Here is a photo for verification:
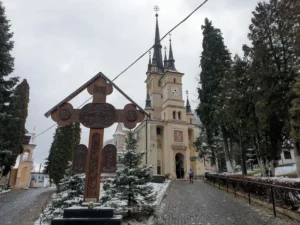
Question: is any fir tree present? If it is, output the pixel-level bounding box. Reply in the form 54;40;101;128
101;131;155;217
0;1;19;177
48;123;81;185
41;162;85;223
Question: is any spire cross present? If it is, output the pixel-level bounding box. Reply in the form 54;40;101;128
186;90;189;98
169;33;172;41
154;5;159;17
149;50;151;58
164;46;167;52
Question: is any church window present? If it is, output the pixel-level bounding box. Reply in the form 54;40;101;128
156;127;161;135
173;111;176;119
174;78;176;83
178;111;181;120
190;118;192;124
284;151;292;159
164;112;166;120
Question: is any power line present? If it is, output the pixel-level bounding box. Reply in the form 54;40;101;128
34;0;209;139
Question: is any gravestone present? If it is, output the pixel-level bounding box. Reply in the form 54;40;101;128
102;144;117;173
72;144;88;174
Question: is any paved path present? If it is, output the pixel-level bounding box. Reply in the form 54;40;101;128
154;180;299;225
0;188;55;225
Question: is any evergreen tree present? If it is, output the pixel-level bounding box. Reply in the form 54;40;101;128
101;131;155;217
196;18;233;171
243;0;300;176
0;1;19;177
41;162;85;223
48;123;81;185
289;77;300;177
1;79;29;176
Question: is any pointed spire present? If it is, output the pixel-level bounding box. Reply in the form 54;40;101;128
147;50;152;73
145;92;152;110
114;123;125;136
186;90;193;114
163;46;168;68
151;6;164;74
167;34;177;72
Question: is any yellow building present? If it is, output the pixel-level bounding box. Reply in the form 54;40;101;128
133;13;206;179
10;134;36;188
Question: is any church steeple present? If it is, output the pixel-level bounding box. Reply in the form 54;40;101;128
163;46;168;68
147;51;152;73
167;34;177;72
186;91;193;115
151;6;164;74
145;92;152;110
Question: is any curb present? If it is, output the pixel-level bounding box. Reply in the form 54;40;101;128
147;180;172;225
205;180;300;223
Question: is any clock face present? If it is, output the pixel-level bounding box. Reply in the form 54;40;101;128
171;87;180;96
163;89;168;98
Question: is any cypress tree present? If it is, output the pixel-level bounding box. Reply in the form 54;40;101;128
48;123;81;185
0;1;19;177
196;18;232;171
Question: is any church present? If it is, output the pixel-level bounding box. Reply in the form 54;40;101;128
104;12;208;179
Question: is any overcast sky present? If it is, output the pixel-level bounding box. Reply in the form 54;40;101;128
3;0;259;170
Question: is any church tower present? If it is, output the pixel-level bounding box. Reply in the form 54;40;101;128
134;7;205;179
145;11;164;120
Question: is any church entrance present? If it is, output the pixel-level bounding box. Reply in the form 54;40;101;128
175;153;184;179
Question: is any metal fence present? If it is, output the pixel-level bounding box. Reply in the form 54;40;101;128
205;173;300;217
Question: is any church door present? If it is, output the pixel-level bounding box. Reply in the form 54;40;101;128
175;153;184;179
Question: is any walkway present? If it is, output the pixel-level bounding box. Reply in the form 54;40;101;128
154;180;299;225
0;187;55;225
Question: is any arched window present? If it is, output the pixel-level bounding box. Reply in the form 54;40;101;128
164;112;166;120
174;78;176;83
173;111;176;119
178;111;181;120
190;118;192;124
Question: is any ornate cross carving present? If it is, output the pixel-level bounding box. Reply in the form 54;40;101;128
47;74;145;202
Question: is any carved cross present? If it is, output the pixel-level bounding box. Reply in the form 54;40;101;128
50;76;144;202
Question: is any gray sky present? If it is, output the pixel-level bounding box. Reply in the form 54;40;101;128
4;0;259;169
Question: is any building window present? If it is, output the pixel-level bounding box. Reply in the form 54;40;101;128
284;151;292;159
174;78;176;83
178;111;181;120
157;166;161;175
190;118;192;124
173;111;176;119
156;127;161;135
164;112;166;120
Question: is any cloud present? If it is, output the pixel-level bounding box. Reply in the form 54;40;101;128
3;0;259;167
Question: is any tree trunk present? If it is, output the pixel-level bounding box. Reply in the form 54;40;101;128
253;136;266;176
229;135;236;172
221;126;234;173
295;142;300;177
239;127;247;175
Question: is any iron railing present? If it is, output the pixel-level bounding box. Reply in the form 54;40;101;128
205;173;300;217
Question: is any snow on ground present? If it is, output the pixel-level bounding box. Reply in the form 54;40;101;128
0;189;11;194
275;164;296;176
99;180;170;206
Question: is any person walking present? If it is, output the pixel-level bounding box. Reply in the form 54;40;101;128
188;168;194;184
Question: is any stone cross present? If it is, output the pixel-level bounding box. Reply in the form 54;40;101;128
47;74;145;202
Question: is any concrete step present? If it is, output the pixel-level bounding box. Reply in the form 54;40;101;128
63;208;114;218
51;215;122;225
